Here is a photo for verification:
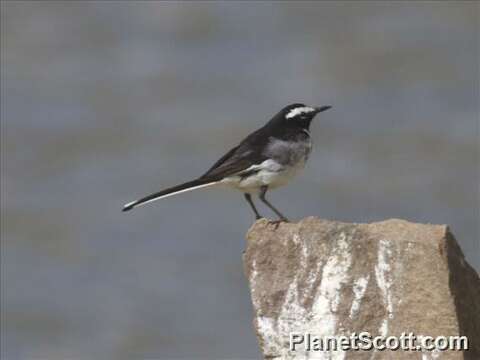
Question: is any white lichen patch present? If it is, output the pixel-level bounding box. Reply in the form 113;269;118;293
379;319;388;337
272;232;352;359
375;239;394;336
349;275;370;319
256;316;281;356
421;349;443;360
249;259;263;310
292;234;301;245
315;232;351;314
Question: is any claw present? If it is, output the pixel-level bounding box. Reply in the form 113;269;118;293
267;218;289;229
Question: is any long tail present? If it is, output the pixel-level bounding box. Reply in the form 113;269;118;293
122;178;220;212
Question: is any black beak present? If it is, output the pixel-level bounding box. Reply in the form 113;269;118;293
315;105;332;113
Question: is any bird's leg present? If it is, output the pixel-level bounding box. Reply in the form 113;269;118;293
259;186;289;222
244;193;262;220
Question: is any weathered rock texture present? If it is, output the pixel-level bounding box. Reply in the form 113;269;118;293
243;217;479;360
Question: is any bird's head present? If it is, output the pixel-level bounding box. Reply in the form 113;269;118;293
277;103;331;130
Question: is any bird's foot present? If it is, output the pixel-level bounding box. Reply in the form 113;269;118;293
267;218;289;229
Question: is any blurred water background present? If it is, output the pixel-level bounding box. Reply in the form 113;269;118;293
1;1;478;359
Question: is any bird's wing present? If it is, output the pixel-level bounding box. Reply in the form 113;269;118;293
200;128;269;180
202;144;240;175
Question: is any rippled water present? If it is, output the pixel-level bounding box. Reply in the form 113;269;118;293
2;1;478;358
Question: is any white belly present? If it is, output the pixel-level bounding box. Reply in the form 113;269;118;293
221;159;306;194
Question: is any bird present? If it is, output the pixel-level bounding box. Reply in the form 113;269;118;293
122;103;331;221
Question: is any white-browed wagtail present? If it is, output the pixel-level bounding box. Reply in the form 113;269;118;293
123;103;331;221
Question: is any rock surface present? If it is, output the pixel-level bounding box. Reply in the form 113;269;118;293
243;217;479;360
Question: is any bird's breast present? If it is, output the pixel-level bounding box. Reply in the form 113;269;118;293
264;134;312;167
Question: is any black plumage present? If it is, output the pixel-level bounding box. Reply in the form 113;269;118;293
123;103;331;221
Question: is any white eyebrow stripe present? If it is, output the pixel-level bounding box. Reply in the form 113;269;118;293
285;106;315;119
